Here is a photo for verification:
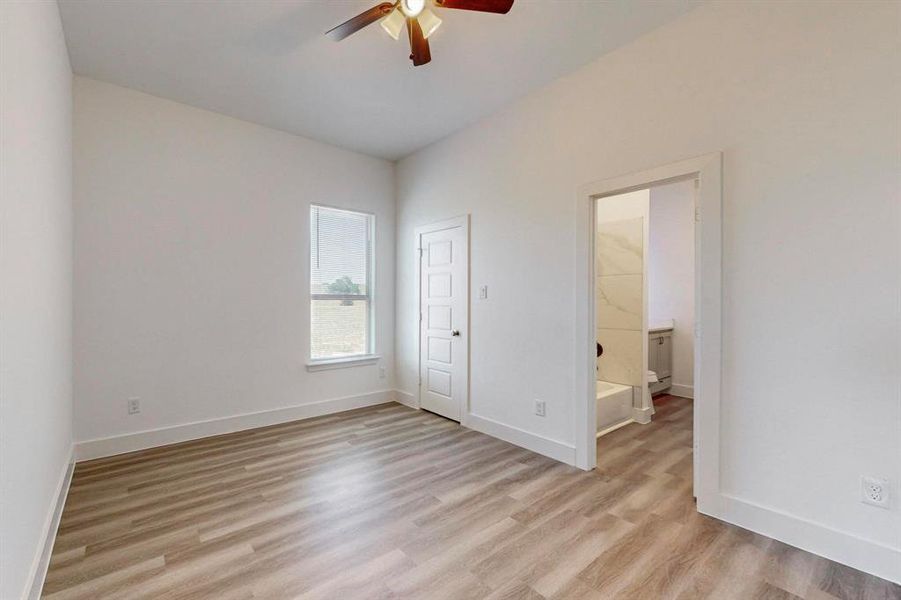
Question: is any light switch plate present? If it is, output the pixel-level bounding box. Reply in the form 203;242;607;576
479;285;488;300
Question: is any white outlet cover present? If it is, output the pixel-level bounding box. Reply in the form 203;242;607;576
861;476;890;508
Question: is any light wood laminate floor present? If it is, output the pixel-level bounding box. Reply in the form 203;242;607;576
43;396;899;599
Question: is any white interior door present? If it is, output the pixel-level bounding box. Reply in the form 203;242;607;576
419;223;467;421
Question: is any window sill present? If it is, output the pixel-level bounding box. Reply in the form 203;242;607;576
306;354;381;372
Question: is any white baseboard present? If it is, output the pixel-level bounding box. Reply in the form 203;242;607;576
75;390;397;461
704;493;900;584
394;389;419;410
632;405;653;424
465;413;576;465
669;383;694;399
25;446;75;600
596;418;634;438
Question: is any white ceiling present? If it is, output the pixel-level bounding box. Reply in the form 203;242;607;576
58;0;699;160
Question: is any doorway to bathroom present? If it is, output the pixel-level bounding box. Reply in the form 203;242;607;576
594;179;697;436
573;154;723;511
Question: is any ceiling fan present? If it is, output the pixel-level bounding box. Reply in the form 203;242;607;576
326;0;514;67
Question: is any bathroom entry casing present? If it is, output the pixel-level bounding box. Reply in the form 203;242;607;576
574;153;722;514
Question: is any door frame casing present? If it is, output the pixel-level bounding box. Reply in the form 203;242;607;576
414;215;470;425
574;153;722;513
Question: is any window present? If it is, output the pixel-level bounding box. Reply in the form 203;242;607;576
310;205;374;361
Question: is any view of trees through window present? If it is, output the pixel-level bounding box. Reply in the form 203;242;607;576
327;276;362;305
310;206;372;359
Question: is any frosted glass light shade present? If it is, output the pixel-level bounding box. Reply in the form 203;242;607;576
380;8;405;40
418;8;442;39
400;0;425;17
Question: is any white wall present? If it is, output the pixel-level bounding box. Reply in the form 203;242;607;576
73;77;396;448
396;1;900;579
649;179;695;396
0;2;74;598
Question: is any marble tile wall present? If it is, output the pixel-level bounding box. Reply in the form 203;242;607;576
597;216;643;387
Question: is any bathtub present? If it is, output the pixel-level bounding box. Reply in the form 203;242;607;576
596;380;634;436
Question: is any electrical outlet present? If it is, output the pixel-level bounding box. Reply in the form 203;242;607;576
379;367;386;379
127;397;141;415
861;476;890;508
534;400;546;417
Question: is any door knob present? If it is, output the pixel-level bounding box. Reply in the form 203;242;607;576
452;330;460;337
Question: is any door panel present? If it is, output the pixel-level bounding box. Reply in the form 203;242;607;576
428;273;452;297
428;305;451;329
428;337;452;363
427;368;452;396
419;226;467;421
428;240;453;265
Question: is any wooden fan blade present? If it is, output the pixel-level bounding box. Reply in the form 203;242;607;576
434;0;513;14
326;2;394;41
407;18;431;66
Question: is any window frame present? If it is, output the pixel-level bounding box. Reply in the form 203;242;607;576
307;204;377;369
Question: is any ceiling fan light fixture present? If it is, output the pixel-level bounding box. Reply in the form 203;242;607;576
327;0;515;66
379;7;405;40
418;8;442;39
400;0;426;18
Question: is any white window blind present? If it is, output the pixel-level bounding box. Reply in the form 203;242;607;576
310;205;373;360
